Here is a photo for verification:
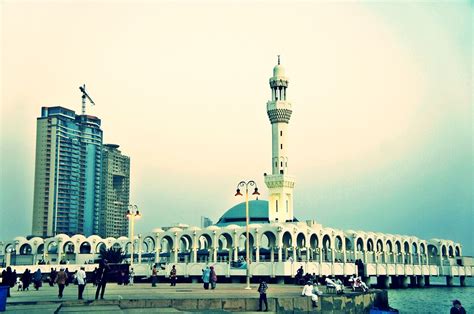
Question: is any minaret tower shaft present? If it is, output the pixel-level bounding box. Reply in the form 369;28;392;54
264;56;295;223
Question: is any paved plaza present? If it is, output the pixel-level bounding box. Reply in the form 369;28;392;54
4;283;309;313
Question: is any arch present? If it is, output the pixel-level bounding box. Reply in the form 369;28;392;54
441;245;447;257
335;236;343;251
143;236;156;253
112;242;122;250
376;239;383;252
367;239;374;251
411;242;418;254
237;232;255;250
403;241;410;253
386;240;393;253
394;241;401;253
37;244;44;254
96;242;106;253
47;241;58;254
420;243;426;255
448;246;454;257
427;244;438;257
19;243;32;255
179;234;193;252
322;234;331;262
63;241;75;254
218;232;233;250
356;238;364;251
260;231;276;249
296;233;306;247
309;234;319;249
282;231;292;248
455;246;461;257
198;233;213;250
161;235;174;252
79;242;92;254
345;237;353;251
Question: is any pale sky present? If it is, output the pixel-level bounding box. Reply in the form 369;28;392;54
1;1;472;254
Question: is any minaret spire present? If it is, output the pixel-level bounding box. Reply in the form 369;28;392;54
264;57;295;223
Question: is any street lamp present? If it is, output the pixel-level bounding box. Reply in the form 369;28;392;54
235;180;260;290
126;204;141;267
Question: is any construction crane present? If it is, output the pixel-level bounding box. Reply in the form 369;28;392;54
79;84;95;115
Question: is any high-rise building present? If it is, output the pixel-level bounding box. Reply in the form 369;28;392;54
99;144;130;238
264;57;296;223
32;106;103;237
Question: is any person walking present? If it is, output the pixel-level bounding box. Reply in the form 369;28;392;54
202;266;210;290
49;268;56;286
151;265;158;287
21;269;31;291
95;259;110;300
257;278;269;312
75;266;86;300
170;265;177;286
32;269;42;290
56;268;67;298
210;266;217;290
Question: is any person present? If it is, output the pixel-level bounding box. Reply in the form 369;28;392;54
295;266;304;285
95;259;110;300
91;267;98;286
325;277;343;294
56;268;67;298
1;266;15;297
257;279;268;312
64;268;70;286
151;265;158;287
75;266;86;300
21;269;31;291
301;281;319;307
32;268;42;290
210;266;217;290
49;268;57;286
202;266;210;290
170;265;177;286
129;268;135;286
355;276;368;292
450;300;466;314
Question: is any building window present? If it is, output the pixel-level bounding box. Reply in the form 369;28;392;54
280;131;282;136
280;162;283;167
276;200;278;212
280;144;283;149
286;200;289;213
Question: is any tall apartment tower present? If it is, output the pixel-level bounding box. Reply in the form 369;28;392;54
99;144;130;238
264;57;296;223
32;106;103;237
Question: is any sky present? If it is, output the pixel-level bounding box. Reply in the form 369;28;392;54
1;1;472;254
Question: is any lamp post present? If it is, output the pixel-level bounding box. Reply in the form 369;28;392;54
235;180;260;290
126;204;141;267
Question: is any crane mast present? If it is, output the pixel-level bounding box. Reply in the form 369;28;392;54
79;84;95;115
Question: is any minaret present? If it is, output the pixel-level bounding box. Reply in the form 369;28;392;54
264;56;295;223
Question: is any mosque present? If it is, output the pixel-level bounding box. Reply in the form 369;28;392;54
0;58;472;288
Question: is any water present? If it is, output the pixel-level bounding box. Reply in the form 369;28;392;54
387;277;474;313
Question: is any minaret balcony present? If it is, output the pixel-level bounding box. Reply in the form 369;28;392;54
264;174;296;189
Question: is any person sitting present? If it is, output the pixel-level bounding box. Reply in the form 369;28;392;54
356;277;369;292
301;281;319;308
325;277;343;294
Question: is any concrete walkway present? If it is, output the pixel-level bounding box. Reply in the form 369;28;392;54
4;283;302;313
5;283;378;313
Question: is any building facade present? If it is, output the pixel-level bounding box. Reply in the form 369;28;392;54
99;144;130;238
31;106;103;237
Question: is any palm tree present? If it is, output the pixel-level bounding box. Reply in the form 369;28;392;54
99;247;125;264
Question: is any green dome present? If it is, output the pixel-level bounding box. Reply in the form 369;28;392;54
216;200;269;227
